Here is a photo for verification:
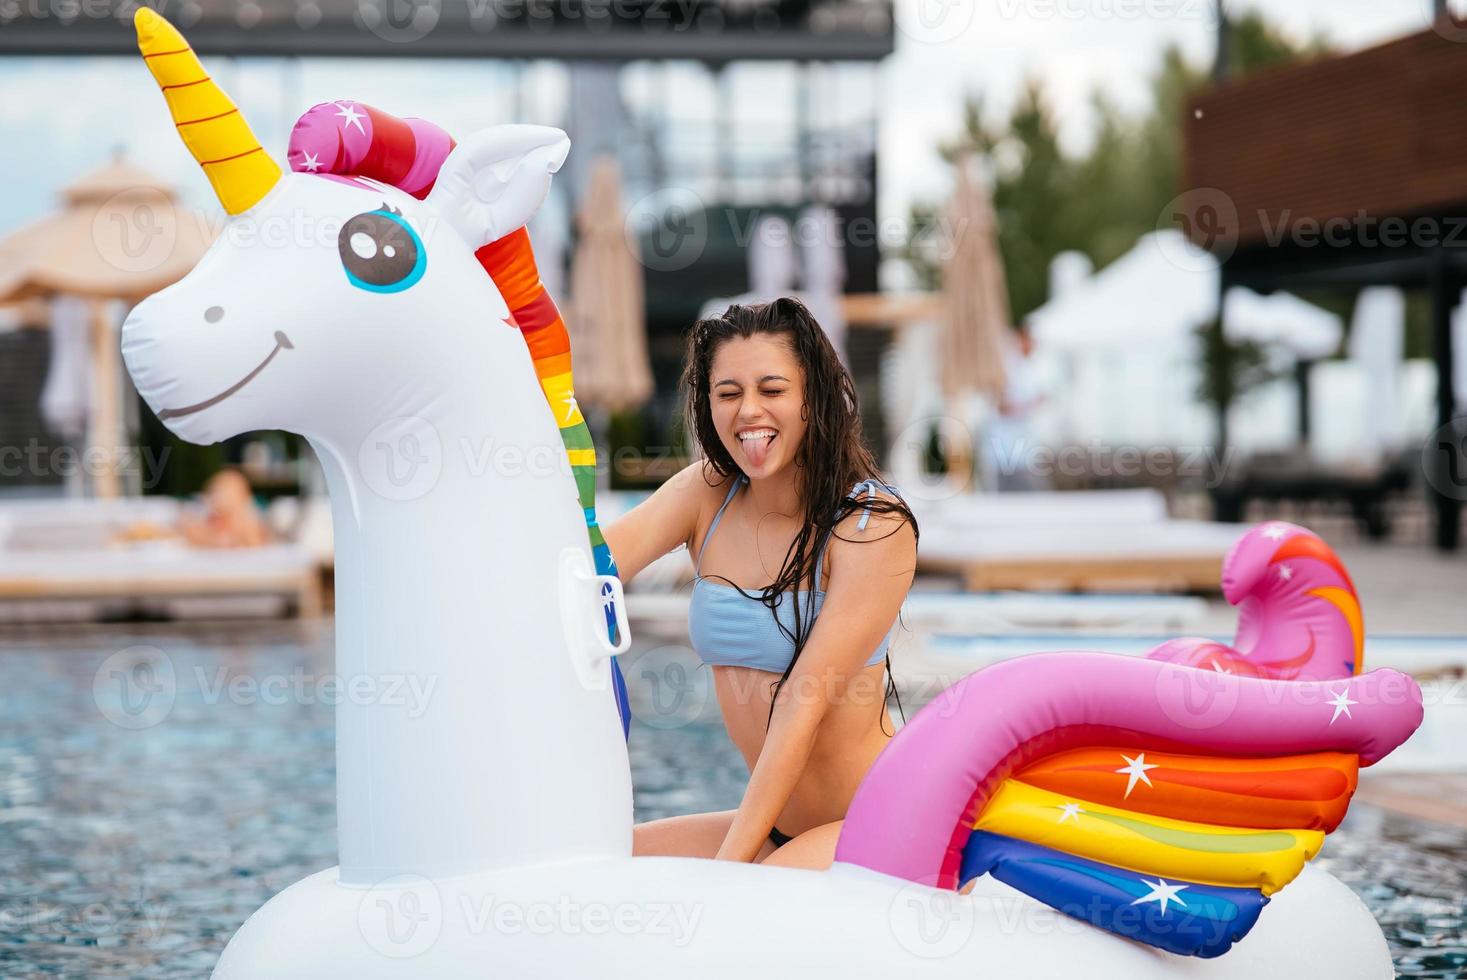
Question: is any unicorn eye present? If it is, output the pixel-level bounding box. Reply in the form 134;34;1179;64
338;206;425;293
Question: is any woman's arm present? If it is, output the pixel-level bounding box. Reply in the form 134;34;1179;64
714;502;917;862
602;460;718;584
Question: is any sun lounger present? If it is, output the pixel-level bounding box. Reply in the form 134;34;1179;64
910;490;1243;593
0;497;321;621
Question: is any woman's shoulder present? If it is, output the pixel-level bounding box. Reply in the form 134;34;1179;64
829;480;916;545
662;459;739;527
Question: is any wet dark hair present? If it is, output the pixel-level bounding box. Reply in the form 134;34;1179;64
680;297;918;729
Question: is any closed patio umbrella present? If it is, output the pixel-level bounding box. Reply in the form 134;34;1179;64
567;155;653;414
939;156;1011;480
0;158;213;497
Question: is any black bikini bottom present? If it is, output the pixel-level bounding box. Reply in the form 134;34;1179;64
768;825;795;848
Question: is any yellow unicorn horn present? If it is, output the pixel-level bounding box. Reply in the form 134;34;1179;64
134;7;281;215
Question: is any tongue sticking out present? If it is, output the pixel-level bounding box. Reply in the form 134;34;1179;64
741;433;775;468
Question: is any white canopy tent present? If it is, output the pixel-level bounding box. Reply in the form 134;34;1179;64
1025;230;1344;448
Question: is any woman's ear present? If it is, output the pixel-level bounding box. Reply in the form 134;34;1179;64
426;124;570;249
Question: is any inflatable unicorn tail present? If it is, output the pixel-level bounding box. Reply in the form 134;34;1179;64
835;523;1421;959
1147;521;1363;681
287;102;631;732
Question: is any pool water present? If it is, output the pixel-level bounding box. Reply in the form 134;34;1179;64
0;624;1462;978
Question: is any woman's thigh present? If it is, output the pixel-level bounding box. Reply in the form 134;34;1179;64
759;820;842;870
633;810;778;861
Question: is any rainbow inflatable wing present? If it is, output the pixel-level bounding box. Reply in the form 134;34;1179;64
285;101;631;733
836;524;1422;958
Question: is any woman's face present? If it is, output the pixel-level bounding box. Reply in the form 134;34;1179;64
708;334;808;481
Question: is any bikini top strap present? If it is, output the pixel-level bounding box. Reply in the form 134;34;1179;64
814;479;890;591
696;474;747;575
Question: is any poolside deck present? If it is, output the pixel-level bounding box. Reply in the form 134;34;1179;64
1358;774;1467;829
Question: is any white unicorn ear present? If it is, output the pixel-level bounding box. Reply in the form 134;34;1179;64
427;125;570;249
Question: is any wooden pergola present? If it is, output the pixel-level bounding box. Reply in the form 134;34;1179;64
1184;22;1467;552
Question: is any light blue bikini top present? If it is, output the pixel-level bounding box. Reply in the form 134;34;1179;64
688;476;898;673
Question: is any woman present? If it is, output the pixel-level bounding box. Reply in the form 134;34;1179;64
604;297;918;870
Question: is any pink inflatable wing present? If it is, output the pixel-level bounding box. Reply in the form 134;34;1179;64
830;523;1407;957
1147;522;1363;681
834;652;1423;956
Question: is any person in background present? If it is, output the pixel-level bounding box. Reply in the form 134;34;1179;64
179;469;271;548
989;323;1047;492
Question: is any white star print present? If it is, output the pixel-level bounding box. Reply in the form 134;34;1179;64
1115;753;1159;798
1278;564;1294;581
1056;802;1085;824
1131;877;1189;914
1262;525;1288;541
1326;687;1357;724
1209;660;1232;674
334;101;366;134
562;394;579;422
301;151;321;172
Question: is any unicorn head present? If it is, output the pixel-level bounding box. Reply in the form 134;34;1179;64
122;8;568;450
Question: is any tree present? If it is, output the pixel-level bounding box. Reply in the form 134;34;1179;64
907;11;1329;328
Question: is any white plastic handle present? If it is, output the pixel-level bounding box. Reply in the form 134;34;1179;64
591;574;631;658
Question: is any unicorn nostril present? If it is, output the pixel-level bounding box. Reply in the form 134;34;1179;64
204;305;225;324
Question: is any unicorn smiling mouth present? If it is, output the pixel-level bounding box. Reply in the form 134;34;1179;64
157;331;294;421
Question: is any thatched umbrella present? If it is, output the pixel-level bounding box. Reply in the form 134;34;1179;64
938;155;1010;480
567;155;653;414
0;158;213;497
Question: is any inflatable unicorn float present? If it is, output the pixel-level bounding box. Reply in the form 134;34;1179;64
121;10;1423;977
